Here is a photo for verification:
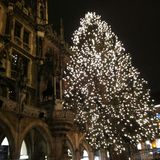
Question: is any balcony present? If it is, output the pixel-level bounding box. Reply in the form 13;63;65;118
51;110;75;135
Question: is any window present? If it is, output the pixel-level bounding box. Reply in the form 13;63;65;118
156;139;160;148
14;21;22;45
81;150;89;160
8;87;16;101
67;149;73;160
1;137;9;159
94;151;100;160
40;5;44;19
137;143;142;150
14;22;22;38
14;21;31;52
23;30;30;51
1;137;9;146
11;53;18;78
23;30;29;44
20;141;28;160
11;52;29;79
145;141;152;150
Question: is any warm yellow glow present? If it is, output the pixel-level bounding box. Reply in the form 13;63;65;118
152;140;156;148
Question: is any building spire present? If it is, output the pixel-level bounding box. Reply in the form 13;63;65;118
36;0;48;25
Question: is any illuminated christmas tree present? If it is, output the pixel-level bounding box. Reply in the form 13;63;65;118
63;12;157;154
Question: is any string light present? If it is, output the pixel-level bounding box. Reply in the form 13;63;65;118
63;12;158;154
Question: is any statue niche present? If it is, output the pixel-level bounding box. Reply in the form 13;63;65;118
39;49;55;102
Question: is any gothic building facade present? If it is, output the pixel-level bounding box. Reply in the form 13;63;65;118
0;0;109;160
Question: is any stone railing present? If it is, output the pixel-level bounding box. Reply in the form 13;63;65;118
52;110;74;122
51;110;75;134
23;104;48;119
0;96;47;119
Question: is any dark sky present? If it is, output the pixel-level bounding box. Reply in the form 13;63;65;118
48;0;160;103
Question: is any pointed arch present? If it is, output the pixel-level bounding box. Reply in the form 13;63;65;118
0;113;16;158
1;137;9;146
19;140;28;159
66;135;75;160
20;120;53;158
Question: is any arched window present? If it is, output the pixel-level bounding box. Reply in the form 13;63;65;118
81;150;89;160
1;137;9;146
40;5;45;20
137;143;142;150
67;148;73;160
1;137;9;159
20;140;28;160
94;150;100;160
145;140;152;150
156;139;160;148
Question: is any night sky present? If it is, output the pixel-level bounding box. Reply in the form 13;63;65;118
48;0;160;103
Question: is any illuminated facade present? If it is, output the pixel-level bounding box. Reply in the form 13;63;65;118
0;0;111;160
133;105;160;160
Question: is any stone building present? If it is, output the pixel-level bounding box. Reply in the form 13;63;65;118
0;0;109;160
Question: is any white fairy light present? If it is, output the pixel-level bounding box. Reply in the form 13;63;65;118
63;12;158;154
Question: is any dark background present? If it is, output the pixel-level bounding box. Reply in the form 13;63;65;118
48;0;160;104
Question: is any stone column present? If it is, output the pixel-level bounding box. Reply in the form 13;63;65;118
9;144;20;160
28;60;32;86
50;110;74;160
51;135;65;160
100;149;110;160
75;148;81;160
9;117;23;160
10;153;20;160
6;48;11;78
89;150;94;160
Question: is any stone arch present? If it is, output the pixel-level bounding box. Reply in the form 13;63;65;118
79;134;91;153
79;133;85;144
0;113;16;158
20;120;53;159
80;141;89;153
66;134;75;150
79;138;93;160
66;135;75;159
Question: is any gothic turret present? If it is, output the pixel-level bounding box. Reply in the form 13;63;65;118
36;0;48;25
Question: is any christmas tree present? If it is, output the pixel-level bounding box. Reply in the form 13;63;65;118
63;12;157;154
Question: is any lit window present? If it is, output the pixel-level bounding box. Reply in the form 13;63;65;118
145;140;152;149
94;150;100;160
81;150;89;160
1;137;9;146
156;139;160;148
152;140;156;148
137;143;142;150
20;141;29;160
68;149;73;160
11;52;29;79
0;137;9;159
